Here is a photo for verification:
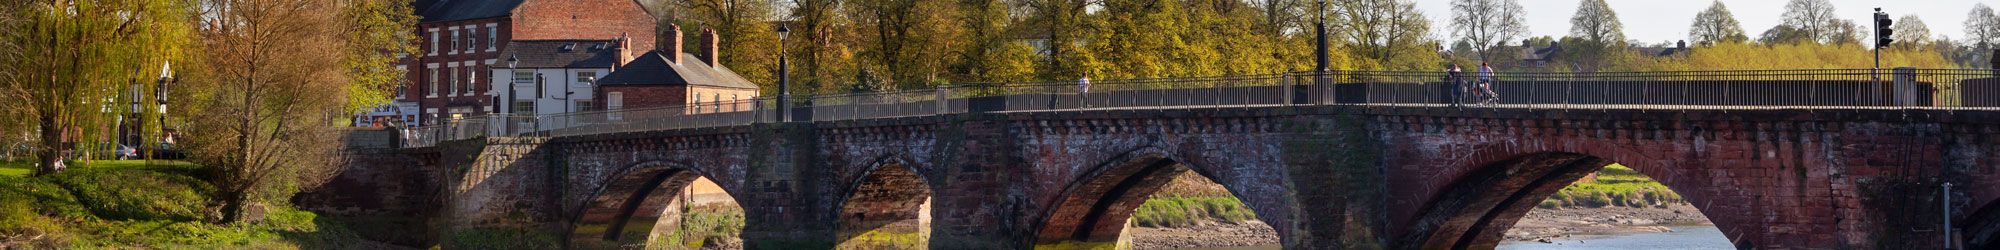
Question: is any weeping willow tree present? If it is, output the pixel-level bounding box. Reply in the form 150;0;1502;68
0;0;195;176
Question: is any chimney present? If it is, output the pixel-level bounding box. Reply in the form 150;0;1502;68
700;28;719;67
617;33;634;66
1676;40;1686;50
667;24;683;64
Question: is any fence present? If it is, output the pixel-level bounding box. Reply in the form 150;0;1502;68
399;68;2000;148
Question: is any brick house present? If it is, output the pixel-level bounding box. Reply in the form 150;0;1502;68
595;25;760;114
359;0;655;126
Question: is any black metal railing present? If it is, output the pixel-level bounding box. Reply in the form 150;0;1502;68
399;68;2000;148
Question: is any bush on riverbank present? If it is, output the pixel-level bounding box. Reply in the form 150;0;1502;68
1541;164;1686;209
0;160;364;248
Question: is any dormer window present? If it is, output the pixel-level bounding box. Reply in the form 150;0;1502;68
559;43;575;52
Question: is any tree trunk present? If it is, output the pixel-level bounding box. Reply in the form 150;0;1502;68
34;113;66;176
217;190;247;224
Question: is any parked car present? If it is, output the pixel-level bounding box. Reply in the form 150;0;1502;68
152;143;188;160
95;144;137;160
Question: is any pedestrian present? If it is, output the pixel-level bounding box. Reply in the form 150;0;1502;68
1446;64;1463;107
1477;62;1499;105
1078;72;1092;109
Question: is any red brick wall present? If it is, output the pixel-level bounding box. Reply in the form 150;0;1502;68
511;0;657;54
599;85;687;110
406;17;512;123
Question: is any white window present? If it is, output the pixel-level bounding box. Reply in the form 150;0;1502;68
448;28;460;55
447;66;458;96
487;25;498;51
464;67;477;95
427;29;438;55
576;72;596;86
466;28;477;53
426;67;438;97
606;92;624;121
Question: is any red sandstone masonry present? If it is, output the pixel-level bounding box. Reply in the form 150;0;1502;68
342;107;2000;249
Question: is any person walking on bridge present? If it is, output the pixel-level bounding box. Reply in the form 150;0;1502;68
1446;64;1463;107
1476;62;1499;105
1078;72;1092;109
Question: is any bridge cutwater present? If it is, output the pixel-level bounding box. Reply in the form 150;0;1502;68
315;69;2000;249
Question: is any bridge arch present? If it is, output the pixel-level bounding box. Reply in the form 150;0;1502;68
833;155;934;249
1967;200;2000;249
1392;151;1741;249
568;160;744;249
1031;146;1289;248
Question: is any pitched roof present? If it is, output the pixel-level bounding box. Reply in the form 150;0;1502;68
497;40;624;69
598;51;759;89
414;0;525;23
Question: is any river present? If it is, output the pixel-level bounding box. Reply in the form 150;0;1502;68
1495;225;1733;250
1173;225;1731;250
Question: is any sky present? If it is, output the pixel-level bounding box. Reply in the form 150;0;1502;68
1412;0;1993;45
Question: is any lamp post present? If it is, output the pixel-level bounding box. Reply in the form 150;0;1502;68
506;54;519;114
776;24;791;122
1315;0;1328;73
155;62;173;158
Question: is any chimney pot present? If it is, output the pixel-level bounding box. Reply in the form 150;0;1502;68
700;28;719;67
667;24;683;64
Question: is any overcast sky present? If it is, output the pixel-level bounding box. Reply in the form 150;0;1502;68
1412;0;1992;45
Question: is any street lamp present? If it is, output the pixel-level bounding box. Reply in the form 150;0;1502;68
1315;0;1328;73
776;24;791;122
506;54;519;114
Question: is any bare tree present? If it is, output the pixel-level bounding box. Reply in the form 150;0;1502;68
1332;0;1433;69
1688;0;1746;46
1449;0;1526;61
1780;0;1840;44
1968;4;2000;49
184;0;414;223
1891;15;1932;49
1568;0;1623;45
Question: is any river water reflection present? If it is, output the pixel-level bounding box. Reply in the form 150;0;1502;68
1173;225;1731;250
1496;225;1733;250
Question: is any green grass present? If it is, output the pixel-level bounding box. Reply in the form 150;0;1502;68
1540;164;1687;209
0;160;365;249
0;160;199;177
1132;196;1259;228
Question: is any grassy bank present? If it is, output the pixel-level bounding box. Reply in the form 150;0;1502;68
1133;172;1259;228
661;203;746;249
0;160;366;248
1540;164;1686;209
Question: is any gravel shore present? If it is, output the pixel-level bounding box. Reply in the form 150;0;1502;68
1504;203;1712;243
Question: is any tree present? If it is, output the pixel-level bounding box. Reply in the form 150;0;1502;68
1688;1;1747;46
1449;0;1526;61
1890;15;1933;49
0;0;193;176
1780;0;1840;44
950;0;1035;83
848;0;961;89
1968;4;1999;49
183;0;416;223
1759;25;1811;45
1015;0;1098;79
673;0;782;90
1331;0;1436;70
1568;0;1623;45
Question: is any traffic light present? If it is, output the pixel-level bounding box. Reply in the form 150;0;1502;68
1874;9;1893;49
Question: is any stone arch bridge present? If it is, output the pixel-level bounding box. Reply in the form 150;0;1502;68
318;106;1999;249
310;70;2000;249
